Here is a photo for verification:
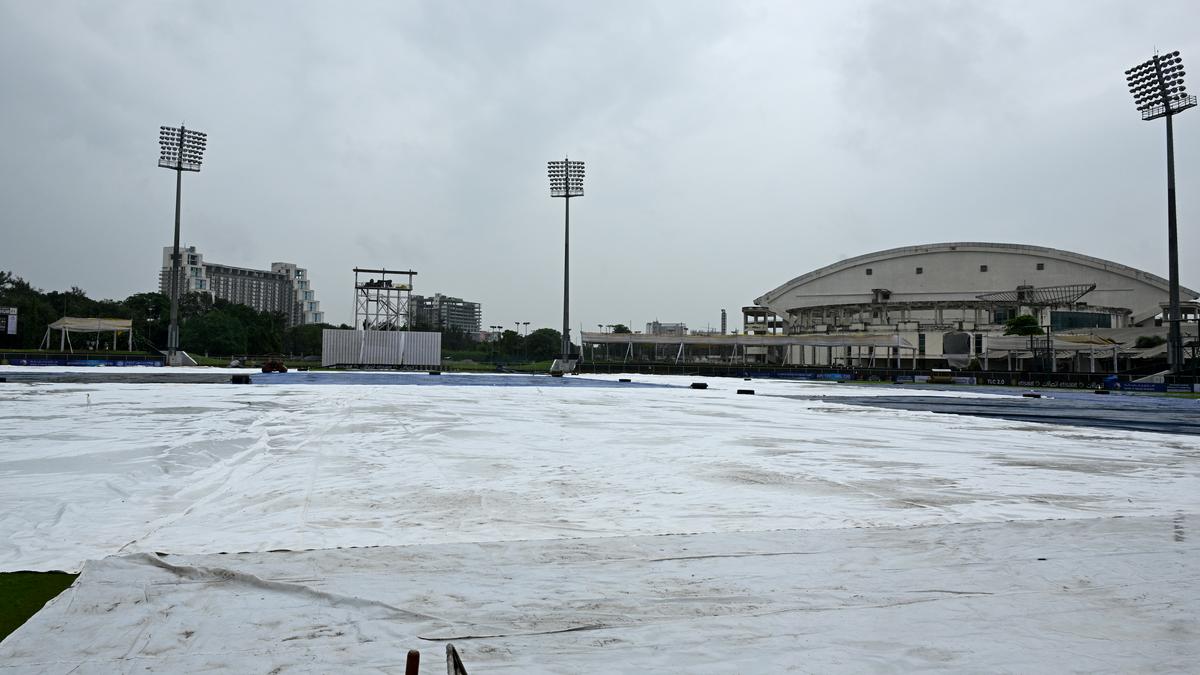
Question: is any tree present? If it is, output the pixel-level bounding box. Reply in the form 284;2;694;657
1003;314;1043;336
124;292;170;350
524;328;562;361
498;329;522;356
1135;335;1167;349
0;271;51;348
611;324;631;334
179;291;214;320
441;327;474;351
0;270;304;355
182;311;247;356
283;322;334;355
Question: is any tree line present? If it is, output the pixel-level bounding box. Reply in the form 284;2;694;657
0;271;566;360
0;271;333;355
437;325;569;363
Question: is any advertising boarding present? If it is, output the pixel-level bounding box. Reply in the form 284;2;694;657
0;307;16;336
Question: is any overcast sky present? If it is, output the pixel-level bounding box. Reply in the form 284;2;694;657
2;1;1198;333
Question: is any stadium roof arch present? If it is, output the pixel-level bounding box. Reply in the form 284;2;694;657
754;242;1197;327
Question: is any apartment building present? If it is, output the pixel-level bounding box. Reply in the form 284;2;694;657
410;293;482;334
158;246;324;326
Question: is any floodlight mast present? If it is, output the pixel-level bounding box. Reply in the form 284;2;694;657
157;124;207;365
1126;51;1195;373
547;158;585;363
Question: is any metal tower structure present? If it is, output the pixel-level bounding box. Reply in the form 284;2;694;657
547;157;585;364
1125;50;1195;373
353;268;416;331
157;124;207;365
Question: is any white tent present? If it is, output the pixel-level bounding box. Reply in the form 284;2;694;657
40;317;133;352
983;334;1122;372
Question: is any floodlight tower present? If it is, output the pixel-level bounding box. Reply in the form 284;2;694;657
1125;50;1196;373
547;158;585;363
158;124;207;365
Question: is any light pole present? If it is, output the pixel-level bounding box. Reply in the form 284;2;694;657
158;124;207;365
547;158;585;365
489;325;501;362
1125;51;1195;373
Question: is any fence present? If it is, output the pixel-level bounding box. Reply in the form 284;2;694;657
579;362;1200;389
0;352;165;367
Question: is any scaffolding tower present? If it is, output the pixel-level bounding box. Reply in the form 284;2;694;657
353;268;417;331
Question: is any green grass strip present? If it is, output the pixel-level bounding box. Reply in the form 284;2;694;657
0;572;78;642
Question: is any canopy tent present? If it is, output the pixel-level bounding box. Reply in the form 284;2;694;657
984;334;1116;351
982;334;1123;372
41;317;133;352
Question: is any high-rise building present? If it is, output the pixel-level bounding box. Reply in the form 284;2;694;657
159;246;324;326
410;293;481;334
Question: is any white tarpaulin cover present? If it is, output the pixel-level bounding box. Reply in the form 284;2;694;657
3;374;1191;573
0;371;1197;671
2;516;1194;673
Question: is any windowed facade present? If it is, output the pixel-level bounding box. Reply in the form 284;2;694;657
410;293;482;333
160;247;324;327
1050;311;1111;331
752;243;1174;367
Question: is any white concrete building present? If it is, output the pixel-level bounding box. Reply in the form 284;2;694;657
270;262;324;326
645;321;688;336
159;246;324;327
752;242;1198;366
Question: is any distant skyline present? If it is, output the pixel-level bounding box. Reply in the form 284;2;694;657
2;1;1198;333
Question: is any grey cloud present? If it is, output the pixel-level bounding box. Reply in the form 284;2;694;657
0;1;1197;334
